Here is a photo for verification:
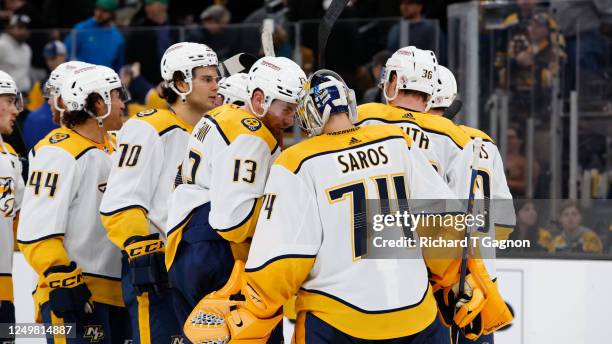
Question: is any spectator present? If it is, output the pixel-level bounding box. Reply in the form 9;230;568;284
551;201;603;254
361;50;391;103
505;125;540;198
0;0;25;29
509;199;553;252
386;0;446;64
126;0;177;84
64;0;125;72
499;12;566;123
27;40;66;112
0;14;31;92
187;4;240;59
550;1;611;89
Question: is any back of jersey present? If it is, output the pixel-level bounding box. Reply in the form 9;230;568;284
356;102;474;199
245;125;456;339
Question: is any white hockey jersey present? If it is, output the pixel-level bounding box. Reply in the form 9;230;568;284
17;128;123;319
165;104;280;269
356;103;474;199
0;143;23;302
243;125;461;340
460;125;516;278
100;108;193;249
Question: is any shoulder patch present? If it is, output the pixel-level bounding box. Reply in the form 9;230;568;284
137;109;158;117
241;118;262;132
49;133;70;144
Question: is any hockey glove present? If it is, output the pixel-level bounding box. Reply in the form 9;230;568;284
184;261;282;344
43;261;94;319
124;233;168;295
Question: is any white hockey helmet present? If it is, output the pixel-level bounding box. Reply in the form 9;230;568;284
430;65;457;109
382;46;438;107
160;42;218;101
218;73;249;106
246;56;306;117
297;69;357;137
0;70;23;112
44;61;92;113
61;64;130;126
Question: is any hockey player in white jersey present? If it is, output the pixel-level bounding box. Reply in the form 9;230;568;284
355;46;475;198
99;42;219;343
17;64;130;343
164;56;306;331
429;65;515;344
0;70;25;329
182;70;505;344
216;72;249;107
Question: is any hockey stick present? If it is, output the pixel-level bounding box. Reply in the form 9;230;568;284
318;0;350;68
221;53;258;76
452;137;483;344
261;18;276;57
443;99;463;120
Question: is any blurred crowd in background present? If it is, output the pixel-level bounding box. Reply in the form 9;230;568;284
1;0;611;255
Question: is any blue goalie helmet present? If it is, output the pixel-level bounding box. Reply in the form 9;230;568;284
296;69;357;137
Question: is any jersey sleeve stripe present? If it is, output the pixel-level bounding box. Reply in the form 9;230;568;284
166;207;196;237
215;199;258;232
300;283;431;314
100;204;149;216
205;115;231;145
17;233;64;244
245;254;317;273
159;125;188;137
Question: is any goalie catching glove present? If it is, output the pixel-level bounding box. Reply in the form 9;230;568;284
432;258;513;340
184;261;282;344
123;233;169;295
43;261;94;319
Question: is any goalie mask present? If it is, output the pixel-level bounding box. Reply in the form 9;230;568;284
430;65;458;109
61;65;130;126
0;70;23;112
296;69;357;137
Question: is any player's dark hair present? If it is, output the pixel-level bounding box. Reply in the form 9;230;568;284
160;68;200;105
61;93;102;128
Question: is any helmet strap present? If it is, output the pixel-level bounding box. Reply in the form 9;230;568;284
170;79;193;103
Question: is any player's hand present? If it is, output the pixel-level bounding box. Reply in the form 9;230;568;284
123;233;169;295
43;261;94;319
451;274;486;329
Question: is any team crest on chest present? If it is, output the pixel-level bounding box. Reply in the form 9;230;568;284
49;133;70;144
137;109;157;117
241;118;262;131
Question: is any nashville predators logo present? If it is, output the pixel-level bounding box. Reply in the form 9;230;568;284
241;118;262;132
137;109;157;117
0;177;15;217
83;325;105;343
49;133;70;144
